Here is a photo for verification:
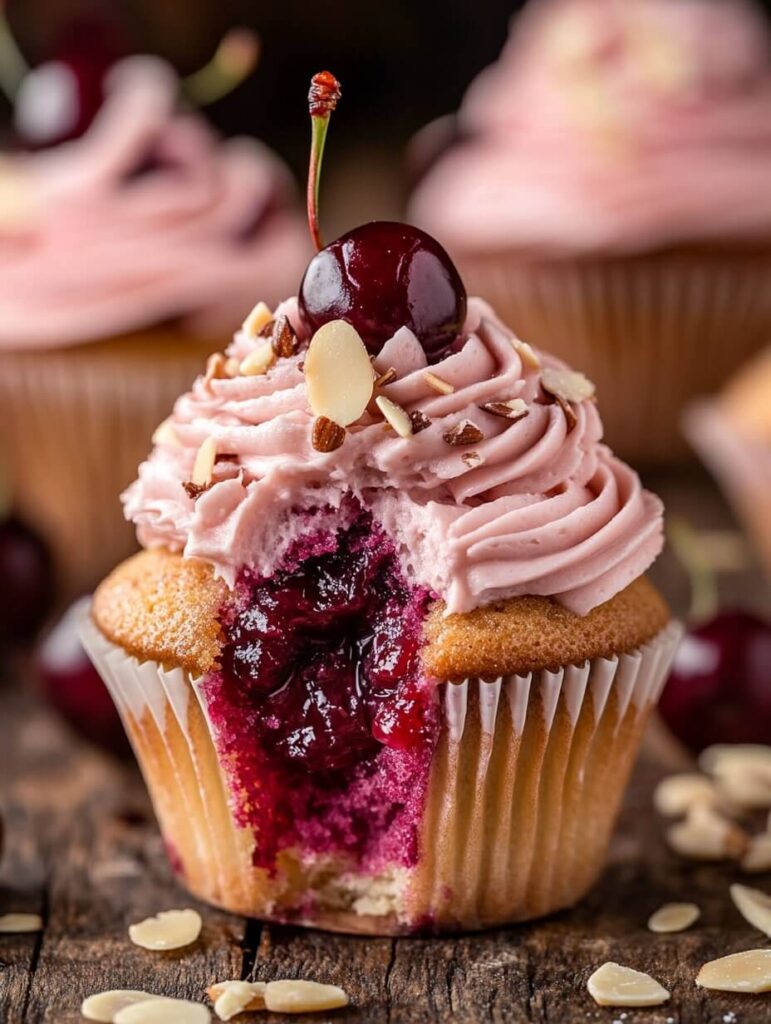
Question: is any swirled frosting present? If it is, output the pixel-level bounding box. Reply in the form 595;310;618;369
410;0;771;257
124;296;664;616
0;56;311;349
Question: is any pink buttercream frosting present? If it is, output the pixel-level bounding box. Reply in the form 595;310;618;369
410;0;771;257
123;296;664;616
0;56;311;349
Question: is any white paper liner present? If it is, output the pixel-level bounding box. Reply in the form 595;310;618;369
80;611;681;934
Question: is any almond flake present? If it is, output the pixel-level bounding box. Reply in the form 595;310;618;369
742;833;771;874
239;341;275;377
409;410;431;434
208;981;266;1020
512;337;541;370
479;398;529;422
587;963;669;1007
305;320;374;426
647;902;700;933
271;314;298;359
700;743;771;777
696;949;771;993
541;366;596;404
715;762;771;810
443;420;485;446
204;353;229;387
191;437;217;489
241;301;273;337
666;804;748;861
81;991;164;1022
423;371;455;395
312;416;345;453
0;913;43;933
376;396;412;438
264;980;348;1014
151;419;180;447
374;367;397;388
128;909;202;951
731;883;771;938
115;999;210;1024
654;773;723;817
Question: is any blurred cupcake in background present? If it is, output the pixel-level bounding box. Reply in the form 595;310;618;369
0;30;311;599
684;348;771;579
410;0;771;463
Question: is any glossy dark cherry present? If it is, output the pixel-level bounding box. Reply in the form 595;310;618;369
658;611;771;754
219;516;433;775
0;515;54;645
298;221;467;360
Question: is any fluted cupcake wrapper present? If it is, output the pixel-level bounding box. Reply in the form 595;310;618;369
80;611;681;935
456;247;771;464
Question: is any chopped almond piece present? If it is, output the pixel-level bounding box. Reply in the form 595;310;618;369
241;300;273;337
423;371;455;395
239;341;275;377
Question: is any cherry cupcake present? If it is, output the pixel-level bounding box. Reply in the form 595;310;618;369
0;47;310;597
80;74;680;934
410;0;771;463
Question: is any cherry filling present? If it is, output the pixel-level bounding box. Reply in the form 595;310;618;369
201;511;438;874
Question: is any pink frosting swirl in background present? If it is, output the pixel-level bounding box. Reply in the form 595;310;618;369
411;0;771;257
124;296;664;616
0;56;311;349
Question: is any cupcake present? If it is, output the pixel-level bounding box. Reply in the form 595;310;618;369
684;347;771;578
80;72;679;934
0;54;310;597
410;0;771;464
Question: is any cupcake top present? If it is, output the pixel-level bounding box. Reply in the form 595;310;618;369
410;0;771;258
0;56;311;349
123;295;664;616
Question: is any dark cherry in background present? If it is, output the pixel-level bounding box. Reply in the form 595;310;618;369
0;515;54;645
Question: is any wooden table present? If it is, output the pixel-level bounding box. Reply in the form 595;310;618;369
2;470;770;1024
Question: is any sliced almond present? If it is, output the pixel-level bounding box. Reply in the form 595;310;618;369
81;991;163;1023
305;320;374;427
696;949;771;993
191;437;217;489
443;420;485;446
700;744;771;776
647;902;700;933
742;833;771;874
731;883;771;938
128;909;202;951
264;980;348;1014
312;416;346;453
541;366;596;404
0;913;43;933
376;396;413;438
479;398;529;422
587;963;669;1007
151;419;179;448
512;337;541;370
239;341;275;377
241;300;273;337
208;981;266;1020
653;773;722;817
423;371;455;395
715;763;771;810
666;804;748;861
115;999;210;1024
204;353;229;387
224;357;240;377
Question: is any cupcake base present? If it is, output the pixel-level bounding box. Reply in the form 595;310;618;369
81;611;680;935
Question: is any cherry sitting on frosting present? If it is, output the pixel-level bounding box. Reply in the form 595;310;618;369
297;72;466;359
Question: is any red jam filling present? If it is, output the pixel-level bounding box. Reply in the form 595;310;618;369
200;509;439;878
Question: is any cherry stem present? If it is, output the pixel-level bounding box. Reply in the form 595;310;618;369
0;4;29;103
183;28;260;107
307;71;341;251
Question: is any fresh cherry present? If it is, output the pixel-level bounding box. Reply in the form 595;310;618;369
296;72;467;359
658;611;771;754
0;514;54;645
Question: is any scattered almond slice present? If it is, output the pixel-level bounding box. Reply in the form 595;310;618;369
742;833;771;874
696;949;771;993
191;437;217;490
115;999;210;1024
587;962;670;1007
541;366;595;404
239;341;275;377
128;909;202;951
376;396;413;438
653;773;723;817
0;913;43;933
731;883;771;938
423;371;455;395
305;320;374;426
208;980;266;1020
81;991;164;1023
700;744;771;776
241;300;273;337
204;353;229;386
666;804;748;861
152;419;180;447
647;902;700;933
512;337;541;370
715;763;771;810
264;980;349;1014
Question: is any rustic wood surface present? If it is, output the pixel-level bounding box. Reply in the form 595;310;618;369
1;469;770;1024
